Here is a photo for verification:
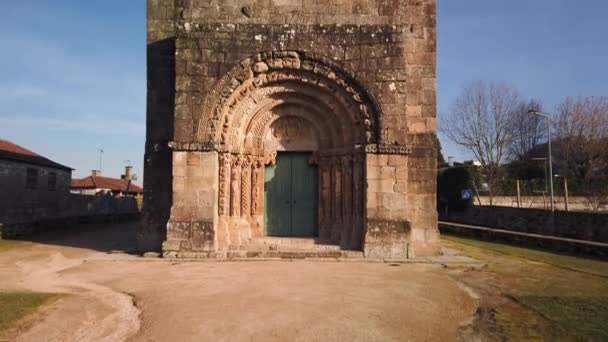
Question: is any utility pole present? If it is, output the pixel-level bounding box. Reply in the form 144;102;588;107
99;149;104;173
528;110;555;212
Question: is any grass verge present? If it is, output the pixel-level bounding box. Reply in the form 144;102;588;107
442;234;608;278
444;235;608;341
0;240;28;253
0;292;57;333
513;296;608;341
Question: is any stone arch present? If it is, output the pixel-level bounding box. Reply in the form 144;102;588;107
196;51;381;151
206;51;374;250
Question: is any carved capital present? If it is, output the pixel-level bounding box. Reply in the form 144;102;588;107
341;155;353;168
308;152;319;166
219;153;232;165
240;155;253;168
264;151;277;166
231;155;243;168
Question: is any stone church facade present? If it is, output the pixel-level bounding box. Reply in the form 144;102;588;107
141;0;440;259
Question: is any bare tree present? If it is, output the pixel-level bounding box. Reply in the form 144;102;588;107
441;81;521;205
509;99;545;160
583;184;608;212
554;96;608;180
554;96;608;211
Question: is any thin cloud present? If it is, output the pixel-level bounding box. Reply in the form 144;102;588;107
0;115;144;137
0;83;47;99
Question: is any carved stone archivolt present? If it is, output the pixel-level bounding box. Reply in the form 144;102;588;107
197;51;381;153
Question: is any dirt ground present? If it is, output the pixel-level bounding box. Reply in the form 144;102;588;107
0;223;478;342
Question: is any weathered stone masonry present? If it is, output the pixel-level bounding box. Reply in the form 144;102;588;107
141;0;441;258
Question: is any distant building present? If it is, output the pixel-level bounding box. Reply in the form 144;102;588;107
0;139;72;223
71;167;143;197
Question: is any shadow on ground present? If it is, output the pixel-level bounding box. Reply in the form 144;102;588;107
12;221;140;254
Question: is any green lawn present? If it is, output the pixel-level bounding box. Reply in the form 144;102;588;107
442;234;608;278
0;293;57;333
443;235;608;341
0;239;28;252
514;296;608;341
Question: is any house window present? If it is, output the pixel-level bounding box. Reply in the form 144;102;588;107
26;168;38;189
48;172;57;191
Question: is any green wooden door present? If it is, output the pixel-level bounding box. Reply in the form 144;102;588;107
264;153;318;237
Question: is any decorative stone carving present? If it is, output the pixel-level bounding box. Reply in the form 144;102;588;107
365;144;413;155
332;157;343;224
342;155;354;219
271;116;312;141
230;156;242;217
240;156;252;217
264;151;277;166
251;158;264;216
218;153;231;216
308;152;319;166
265;116;317;152
353;153;364;215
198;51;381;149
319;158;331;224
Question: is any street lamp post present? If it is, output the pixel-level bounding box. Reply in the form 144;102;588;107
531;157;549;208
528;110;555;212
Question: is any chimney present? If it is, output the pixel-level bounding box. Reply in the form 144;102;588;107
121;166;137;182
92;170;101;177
123;166;134;181
448;157;454;167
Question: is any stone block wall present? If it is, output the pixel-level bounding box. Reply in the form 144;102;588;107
1;194;140;239
0;160;71;224
144;0;440;258
163;151;218;253
442;206;608;243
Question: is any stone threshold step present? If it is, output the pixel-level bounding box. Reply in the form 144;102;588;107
163;250;364;259
241;237;350;252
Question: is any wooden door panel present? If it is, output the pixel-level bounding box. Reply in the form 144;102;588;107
264;154;292;237
264;153;318;237
290;154;318;237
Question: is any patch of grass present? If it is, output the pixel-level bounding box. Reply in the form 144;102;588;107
0;240;28;252
442;234;608;278
493;303;563;341
513;296;608;341
0;292;56;332
444;235;608;340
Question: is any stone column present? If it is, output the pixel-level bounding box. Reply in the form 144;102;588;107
240;156;252;242
340;155;354;249
250;157;265;238
351;152;364;250
331;156;343;243
229;155;242;248
319;157;332;241
217;153;231;250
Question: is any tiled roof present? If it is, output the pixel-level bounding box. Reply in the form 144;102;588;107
71;176;143;194
0;139;72;171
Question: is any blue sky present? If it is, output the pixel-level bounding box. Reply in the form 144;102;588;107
0;1;607;180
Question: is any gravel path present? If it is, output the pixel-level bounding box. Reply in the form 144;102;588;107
0;223;478;341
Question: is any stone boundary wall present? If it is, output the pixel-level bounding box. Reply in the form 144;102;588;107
473;196;607;212
440;206;608;243
439;222;608;259
0;194;140;239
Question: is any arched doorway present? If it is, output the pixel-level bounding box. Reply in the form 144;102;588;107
263;115;319;238
196;51;380;251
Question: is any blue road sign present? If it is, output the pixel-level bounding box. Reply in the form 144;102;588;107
461;189;473;200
